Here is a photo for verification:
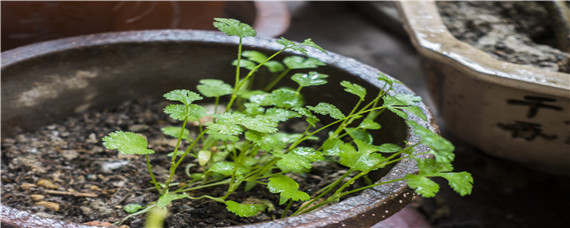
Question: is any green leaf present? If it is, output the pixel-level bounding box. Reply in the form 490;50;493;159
161;126;191;140
272;132;317;144
439;172;473;196
232;59;256;70
163;104;207;121
157;193;188;208
198;150;211;166
123;204;143;213
103;131;154;155
340;81;366;100
274;153;312;174
283;56;325;69
378;143;402;153
291;71;328;88
307;102;345;120
226;200;266;217
292;107;320;127
377;72;400;89
359;118;381;130
291;147;323;162
405;174;439;197
417;158;453;176
240;116;279;133
163;89;203;105
264;61;286;73
213;18;256;38
242;50;268;63
197;79;233;98
271;88;304;109
206;132;239;142
346;128;373;144
322;137;343;156
267;175;310;204
276;38;326;55
245;131;286;152
265;108;301;122
338;143;385;171
407;121;455;163
206;122;243;136
209;161;249;176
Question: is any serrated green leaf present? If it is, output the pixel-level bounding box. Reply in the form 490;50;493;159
163;104;206;121
157;193;188;208
240;116;279;133
291;147;323;162
292;107;320;127
359;118;381;130
405;174;439;198
340;81;366;100
307;102;345;120
277;38;326;55
245;131;286;152
377;72;400;89
283;56;325;69
417;158;453;176
103;131;154;155
161;126;191;140
354;139;381;154
378;143;402;153
439;172;473;196
197;79;233;98
123;204;143;213
163;89;203;105
267;175;310;204
292;71;329;88
271;132;316;144
300;38;326;53
213;18;256;38
338;143;385;171
407;120;455;163
206;122;243;136
265;108;301;122
346;128;373;144
226;200;266;217
271;88;304;109
322;137;343;156
274;153;311;173
206;132;240;142
244;103;265;115
209;161;249;176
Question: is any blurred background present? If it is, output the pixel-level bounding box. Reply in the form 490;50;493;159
3;1;569;227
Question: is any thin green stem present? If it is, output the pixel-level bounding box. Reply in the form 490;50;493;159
146;155;162;193
281;199;294;218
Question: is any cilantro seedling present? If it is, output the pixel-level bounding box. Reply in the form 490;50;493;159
102;18;473;225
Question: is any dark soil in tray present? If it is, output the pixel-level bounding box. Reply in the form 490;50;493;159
437;1;570;73
1;98;357;227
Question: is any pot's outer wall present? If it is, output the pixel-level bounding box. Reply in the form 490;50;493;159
1;30;435;227
398;1;570;175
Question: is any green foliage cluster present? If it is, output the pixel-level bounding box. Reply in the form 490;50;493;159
103;18;473;224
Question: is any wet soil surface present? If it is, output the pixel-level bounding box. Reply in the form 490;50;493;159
1;99;356;227
438;1;570;73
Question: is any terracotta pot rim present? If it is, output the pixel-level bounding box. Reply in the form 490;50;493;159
397;0;569;97
1;29;435;227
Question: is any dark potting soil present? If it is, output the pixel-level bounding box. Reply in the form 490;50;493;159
1;99;358;227
437;1;570;73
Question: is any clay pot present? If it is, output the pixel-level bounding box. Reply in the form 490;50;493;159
1;1;289;51
398;1;570;175
1;30;435;227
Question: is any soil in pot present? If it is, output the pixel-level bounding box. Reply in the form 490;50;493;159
1;98;366;227
437;1;570;73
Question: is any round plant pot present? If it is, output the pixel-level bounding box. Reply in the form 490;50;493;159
1;30;435;227
1;1;289;51
397;1;570;175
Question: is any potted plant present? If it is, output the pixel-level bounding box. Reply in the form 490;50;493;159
1;18;472;227
398;1;570;175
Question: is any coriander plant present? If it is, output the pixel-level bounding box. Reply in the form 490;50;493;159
103;18;473;224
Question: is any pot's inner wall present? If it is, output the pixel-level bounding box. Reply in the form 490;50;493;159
2;41;407;147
